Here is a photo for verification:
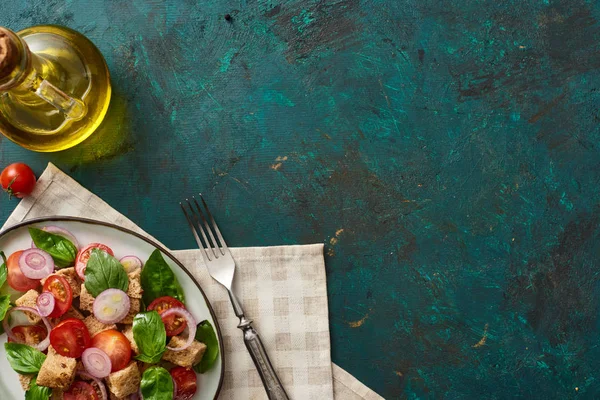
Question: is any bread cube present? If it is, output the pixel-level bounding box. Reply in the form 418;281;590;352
127;270;143;299
83;315;117;337
162;336;207;368
15;289;41;324
120;298;141;324
18;374;33;391
122;325;139;354
106;361;141;398
79;284;94;312
50;307;85;326
64;307;85;320
36;346;77;390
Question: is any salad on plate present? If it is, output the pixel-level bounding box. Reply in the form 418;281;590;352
0;226;219;400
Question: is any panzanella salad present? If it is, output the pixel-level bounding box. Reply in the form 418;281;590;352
0;226;219;400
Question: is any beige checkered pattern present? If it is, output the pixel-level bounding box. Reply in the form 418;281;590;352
2;163;385;400
173;246;332;399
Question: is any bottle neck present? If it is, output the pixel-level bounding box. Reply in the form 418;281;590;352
0;30;45;104
7;52;55;105
0;29;31;91
0;28;86;120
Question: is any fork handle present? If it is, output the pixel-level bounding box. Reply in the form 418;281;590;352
240;320;290;400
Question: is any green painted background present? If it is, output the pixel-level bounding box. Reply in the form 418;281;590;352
2;0;600;398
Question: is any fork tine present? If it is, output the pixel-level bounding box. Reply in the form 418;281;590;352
199;193;228;252
192;196;225;256
180;201;212;262
185;199;219;260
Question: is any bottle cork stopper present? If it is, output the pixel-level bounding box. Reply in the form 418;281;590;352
0;28;19;80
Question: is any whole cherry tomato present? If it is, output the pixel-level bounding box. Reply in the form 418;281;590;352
1;163;36;198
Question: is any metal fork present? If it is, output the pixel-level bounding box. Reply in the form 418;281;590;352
181;195;290;400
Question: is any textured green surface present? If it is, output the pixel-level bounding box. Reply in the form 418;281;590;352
1;0;600;398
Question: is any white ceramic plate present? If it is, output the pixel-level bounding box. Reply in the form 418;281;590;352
0;217;224;399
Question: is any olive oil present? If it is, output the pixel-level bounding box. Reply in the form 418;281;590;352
0;25;111;152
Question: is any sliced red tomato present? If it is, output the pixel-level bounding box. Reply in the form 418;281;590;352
91;329;131;372
6;250;40;292
42;275;73;318
64;381;99;400
9;325;48;346
148;296;188;336
50;318;91;358
75;244;114;280
171;367;198;400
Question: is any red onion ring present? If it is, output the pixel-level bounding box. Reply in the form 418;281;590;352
19;248;54;279
93;289;130;324
162;307;197;351
82;347;112;379
119;255;143;273
77;370;108;400
2;306;52;351
32;226;80;249
36;292;56;317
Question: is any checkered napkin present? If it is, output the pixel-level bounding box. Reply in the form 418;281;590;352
2;163;384;400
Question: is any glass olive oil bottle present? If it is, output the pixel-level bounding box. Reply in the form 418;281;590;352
0;25;111;152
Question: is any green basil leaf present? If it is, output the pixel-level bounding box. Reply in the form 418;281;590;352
28;228;77;268
0;251;7;288
0;294;10;321
140;366;174;400
25;377;52;400
0;251;7;336
84;249;129;297
194;319;220;373
4;343;47;374
0;293;9;335
133;311;166;364
141;250;185;306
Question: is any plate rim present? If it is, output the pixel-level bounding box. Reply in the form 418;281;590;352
0;216;225;399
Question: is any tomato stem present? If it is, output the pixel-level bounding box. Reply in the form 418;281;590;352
4;175;19;199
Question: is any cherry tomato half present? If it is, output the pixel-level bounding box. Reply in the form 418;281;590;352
91;329;131;372
9;325;48;346
171;367;198;400
148;296;187;336
6;250;40;292
64;381;99;400
75;244;114;280
50;318;91;358
0;163;36;199
42;275;73;318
